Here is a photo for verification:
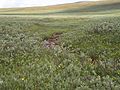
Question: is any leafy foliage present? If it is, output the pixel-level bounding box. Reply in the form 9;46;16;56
0;16;120;90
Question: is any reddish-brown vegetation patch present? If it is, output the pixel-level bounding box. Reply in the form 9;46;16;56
43;32;63;48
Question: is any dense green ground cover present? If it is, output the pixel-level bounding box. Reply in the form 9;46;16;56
0;16;120;90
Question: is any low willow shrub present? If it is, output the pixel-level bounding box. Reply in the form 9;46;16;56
0;17;120;90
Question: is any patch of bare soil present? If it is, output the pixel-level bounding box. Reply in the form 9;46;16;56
43;32;63;49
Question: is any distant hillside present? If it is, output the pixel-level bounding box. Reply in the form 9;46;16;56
0;0;120;15
52;2;120;15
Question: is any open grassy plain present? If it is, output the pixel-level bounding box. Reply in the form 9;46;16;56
0;15;120;90
0;0;120;90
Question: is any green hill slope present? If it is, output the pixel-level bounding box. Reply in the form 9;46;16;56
51;2;120;15
0;0;120;15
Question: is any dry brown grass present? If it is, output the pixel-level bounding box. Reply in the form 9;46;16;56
0;1;119;14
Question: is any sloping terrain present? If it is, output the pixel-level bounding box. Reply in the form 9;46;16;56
53;2;120;15
0;0;120;15
0;2;97;14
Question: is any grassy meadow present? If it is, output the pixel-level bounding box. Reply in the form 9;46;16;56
0;15;120;90
0;0;120;90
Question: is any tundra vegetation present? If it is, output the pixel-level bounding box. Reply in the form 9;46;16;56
0;0;120;90
0;16;120;90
